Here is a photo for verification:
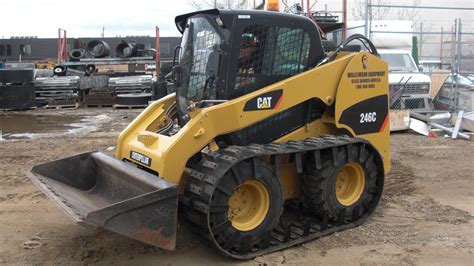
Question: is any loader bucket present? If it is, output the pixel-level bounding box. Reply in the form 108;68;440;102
27;151;178;251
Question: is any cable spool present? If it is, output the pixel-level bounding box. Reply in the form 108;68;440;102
53;65;68;76
86;40;111;58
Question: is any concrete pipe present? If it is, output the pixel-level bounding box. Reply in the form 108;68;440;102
116;41;136;58
86;40;111;58
69;49;86;60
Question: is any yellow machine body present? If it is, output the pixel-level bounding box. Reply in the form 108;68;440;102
116;52;390;188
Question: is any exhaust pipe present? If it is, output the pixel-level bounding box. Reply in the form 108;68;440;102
27;151;178;250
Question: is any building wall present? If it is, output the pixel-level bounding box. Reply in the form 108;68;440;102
0;37;181;62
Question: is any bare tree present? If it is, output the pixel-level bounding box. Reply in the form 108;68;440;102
188;0;251;10
397;0;422;20
352;0;392;20
394;0;430;58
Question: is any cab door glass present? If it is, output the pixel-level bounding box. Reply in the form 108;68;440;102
235;24;311;95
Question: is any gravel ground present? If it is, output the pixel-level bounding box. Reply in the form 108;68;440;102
0;108;472;265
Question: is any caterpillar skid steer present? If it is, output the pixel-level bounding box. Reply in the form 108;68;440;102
28;9;390;259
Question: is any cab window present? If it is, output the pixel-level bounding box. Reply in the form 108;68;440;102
234;24;311;96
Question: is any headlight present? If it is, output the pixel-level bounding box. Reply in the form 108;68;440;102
420;84;430;94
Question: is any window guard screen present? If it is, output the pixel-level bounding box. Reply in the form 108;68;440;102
235;24;311;95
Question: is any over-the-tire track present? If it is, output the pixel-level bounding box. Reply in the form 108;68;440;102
182;135;385;259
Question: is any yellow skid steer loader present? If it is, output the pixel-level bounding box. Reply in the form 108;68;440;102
28;9;390;259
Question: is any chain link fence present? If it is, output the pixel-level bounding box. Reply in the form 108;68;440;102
363;3;474;112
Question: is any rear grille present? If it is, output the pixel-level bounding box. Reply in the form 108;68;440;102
389;83;429;95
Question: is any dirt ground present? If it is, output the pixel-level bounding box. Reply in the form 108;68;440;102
0;108;473;265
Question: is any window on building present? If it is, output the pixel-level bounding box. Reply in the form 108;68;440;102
6;45;12;56
19;44;32;56
0;45;5;56
235;24;311;94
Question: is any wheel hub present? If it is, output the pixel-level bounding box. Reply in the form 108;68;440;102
228;180;270;231
335;162;365;206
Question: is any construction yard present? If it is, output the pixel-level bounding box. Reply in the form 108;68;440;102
0;108;472;265
1;1;473;264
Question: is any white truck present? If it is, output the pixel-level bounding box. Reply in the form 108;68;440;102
347;20;433;110
378;49;432;110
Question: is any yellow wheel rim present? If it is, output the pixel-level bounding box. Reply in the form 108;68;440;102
228;180;270;231
335;162;365;206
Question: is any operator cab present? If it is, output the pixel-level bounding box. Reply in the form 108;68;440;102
173;9;326;124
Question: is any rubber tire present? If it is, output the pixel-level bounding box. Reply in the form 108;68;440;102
302;144;379;224
208;159;283;253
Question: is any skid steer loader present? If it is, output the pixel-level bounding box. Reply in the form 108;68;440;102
28;9;390;259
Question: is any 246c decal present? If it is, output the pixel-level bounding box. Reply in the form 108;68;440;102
338;95;388;135
360;112;377;123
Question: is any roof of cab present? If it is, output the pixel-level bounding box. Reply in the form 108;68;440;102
174;8;315;33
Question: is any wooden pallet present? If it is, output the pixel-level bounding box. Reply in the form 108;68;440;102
1;106;36;112
83;93;115;108
84;104;114;108
113;104;148;110
43;103;79;110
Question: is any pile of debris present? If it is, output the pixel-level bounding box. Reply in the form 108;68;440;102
32;74;155;109
388;69;473;140
409;111;472;140
108;75;153;95
34;76;81;107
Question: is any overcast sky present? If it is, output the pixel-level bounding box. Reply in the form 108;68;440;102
1;0;472;39
0;0;196;38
